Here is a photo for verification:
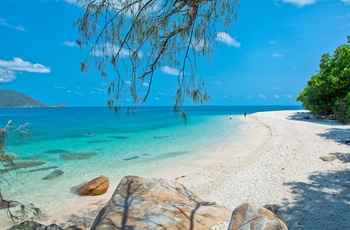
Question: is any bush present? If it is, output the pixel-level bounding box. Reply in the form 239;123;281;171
333;95;350;124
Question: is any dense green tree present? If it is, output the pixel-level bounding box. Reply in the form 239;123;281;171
76;0;239;112
297;37;350;123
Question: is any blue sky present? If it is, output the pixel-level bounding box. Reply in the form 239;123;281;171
0;0;349;106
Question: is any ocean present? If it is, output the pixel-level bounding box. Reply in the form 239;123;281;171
0;106;302;224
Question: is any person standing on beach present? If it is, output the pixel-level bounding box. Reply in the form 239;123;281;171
244;112;246;118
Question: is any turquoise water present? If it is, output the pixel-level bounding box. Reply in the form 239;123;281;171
0;106;302;221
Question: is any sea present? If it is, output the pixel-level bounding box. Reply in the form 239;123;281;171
0;106;302;224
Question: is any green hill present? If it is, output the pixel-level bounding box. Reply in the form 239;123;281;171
0;90;62;107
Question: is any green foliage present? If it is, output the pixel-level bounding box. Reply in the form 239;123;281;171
297;37;350;123
76;0;238;112
333;94;350;124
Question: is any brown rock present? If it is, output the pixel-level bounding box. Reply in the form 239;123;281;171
90;176;232;230
77;176;109;196
228;203;287;230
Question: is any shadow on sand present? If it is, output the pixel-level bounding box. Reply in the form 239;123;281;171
279;169;350;229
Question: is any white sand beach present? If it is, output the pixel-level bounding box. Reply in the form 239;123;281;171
3;110;350;229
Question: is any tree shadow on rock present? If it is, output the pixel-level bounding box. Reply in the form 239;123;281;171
85;176;229;230
280;169;350;230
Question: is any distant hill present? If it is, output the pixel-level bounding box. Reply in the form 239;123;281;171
0;90;66;107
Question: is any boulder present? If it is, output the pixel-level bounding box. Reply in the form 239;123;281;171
9;220;63;230
228;203;287;230
77;176;109;196
90;176;232;229
9;221;86;230
319;155;338;162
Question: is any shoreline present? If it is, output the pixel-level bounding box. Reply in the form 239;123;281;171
3;110;350;229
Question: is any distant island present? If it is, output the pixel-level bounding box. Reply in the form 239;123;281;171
0;90;67;108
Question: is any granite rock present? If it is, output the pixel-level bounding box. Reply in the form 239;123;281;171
90;175;232;229
228;203;287;230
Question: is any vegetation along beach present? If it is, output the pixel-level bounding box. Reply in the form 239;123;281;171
1;0;350;229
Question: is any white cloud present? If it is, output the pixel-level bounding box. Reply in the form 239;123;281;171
154;97;159;100
0;57;50;73
125;81;132;85
273;53;284;58
286;95;293;98
0;69;16;83
92;87;107;93
274;95;280;98
341;0;350;4
142;82;149;87
269;40;277;45
259;94;267;98
55;86;66;89
64;40;78;47
161;66;180;76
282;0;317;7
75;92;84;96
93;43;129;57
0;58;50;82
272;87;280;90
0;18;26;31
216;32;241;47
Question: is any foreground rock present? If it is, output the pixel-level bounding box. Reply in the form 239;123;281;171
228;203;287;230
9;220;86;230
90;175;232;229
76;176;109;196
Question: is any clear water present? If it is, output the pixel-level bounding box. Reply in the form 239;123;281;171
0;106;302;221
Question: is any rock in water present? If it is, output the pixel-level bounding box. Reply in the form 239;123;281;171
90;176;232;229
77;176;109;196
228;203;287;230
42;169;64;180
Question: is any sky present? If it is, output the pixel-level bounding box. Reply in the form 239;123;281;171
0;0;349;107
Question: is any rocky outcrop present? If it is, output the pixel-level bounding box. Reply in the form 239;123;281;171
228;203;287;230
90;175;232;229
77;176;109;196
9;221;86;230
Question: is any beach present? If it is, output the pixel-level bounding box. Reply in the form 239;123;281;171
3;110;350;229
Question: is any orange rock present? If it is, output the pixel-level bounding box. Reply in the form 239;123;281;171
77;176;109;196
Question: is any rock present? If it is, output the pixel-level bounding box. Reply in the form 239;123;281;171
228;203;287;230
90;176;232;229
0;200;18;209
9;220;63;230
60;152;97;160
263;204;280;214
77;176;109;196
42;169;64;180
319;155;338;162
9;220;86;230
